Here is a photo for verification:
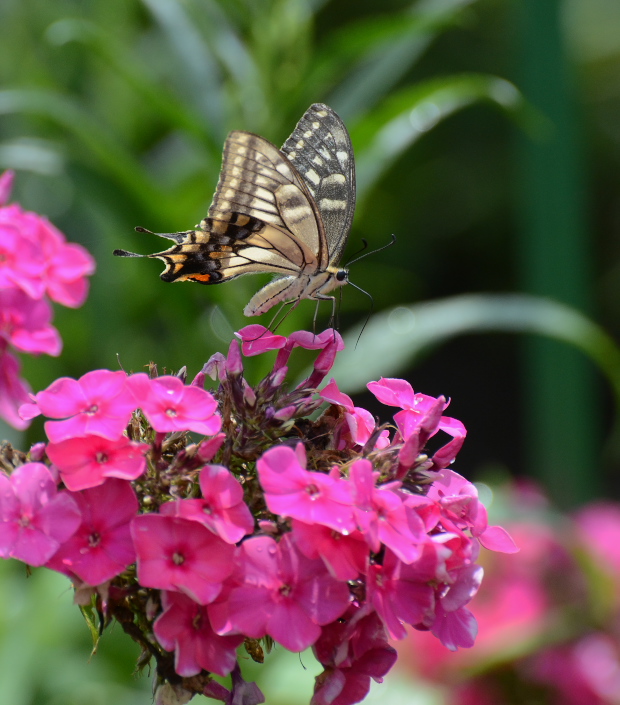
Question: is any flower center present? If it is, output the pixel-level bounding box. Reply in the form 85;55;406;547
305;483;320;499
202;503;212;515
165;408;177;417
172;552;185;565
192;611;203;630
279;583;292;597
88;532;101;548
86;404;99;416
96;452;108;464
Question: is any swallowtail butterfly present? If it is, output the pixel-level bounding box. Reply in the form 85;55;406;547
114;103;356;317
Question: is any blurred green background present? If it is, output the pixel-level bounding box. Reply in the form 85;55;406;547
1;0;620;702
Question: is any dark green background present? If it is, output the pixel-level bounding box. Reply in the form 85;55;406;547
1;0;619;702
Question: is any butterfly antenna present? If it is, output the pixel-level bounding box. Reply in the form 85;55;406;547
348;281;375;348
346;234;397;267
344;238;368;266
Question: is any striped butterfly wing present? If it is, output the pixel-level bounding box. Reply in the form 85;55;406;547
128;131;328;287
281;103;356;267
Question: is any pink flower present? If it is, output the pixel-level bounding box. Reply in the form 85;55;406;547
208;534;351;652
159;465;254;544
235;325;287;356
291;519;368;581
46;479;138;585
0;287;61;356
367;377;467;470
367;548;437;641
20;369;136;442
0;462;81;566
0;346;32;430
257;444;355;533
320;379;389;450
312;608;397;705
0;203;94;305
0;170;14;206
131;514;234;604
350;459;426;563
46;435;149;491
128;374;221;436
154;591;243;677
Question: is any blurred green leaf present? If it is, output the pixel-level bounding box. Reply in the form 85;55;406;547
333;294;620;404
352;74;522;200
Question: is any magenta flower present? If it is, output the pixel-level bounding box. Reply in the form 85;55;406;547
131;514;234;604
159;464;254;543
312;608;397;705
46;434;149;491
46;478;138;585
0;169;14;206
154;591;243;677
367;547;437;641
208;534;351;652
320;379;389;450
128;374;221;435
0;202;94;306
0;462;81;566
291;519;368;581
0;287;61;356
257;444;355;533
0;346;32;430
20;369;136;442
236;325;287;356
350;459;426;563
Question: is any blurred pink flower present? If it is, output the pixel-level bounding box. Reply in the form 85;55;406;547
0;287;61;355
0;462;81;566
0;346;32;429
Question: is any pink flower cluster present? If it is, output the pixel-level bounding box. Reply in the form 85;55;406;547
0;170;95;429
398;485;620;705
0;326;517;705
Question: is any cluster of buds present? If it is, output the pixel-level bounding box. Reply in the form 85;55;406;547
0;170;95;428
0;324;516;705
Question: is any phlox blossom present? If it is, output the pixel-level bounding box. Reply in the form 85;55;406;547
131;514;234;604
0;346;32;430
320;378;389;449
350;459;426;563
154;591;243;677
257;444;355;533
291;519;368;581
20;369;136;443
208;534;351;652
159;464;254;544
0;287;61;356
46;478;138;585
0;462;81;566
312;608;397;705
127;374;221;436
46;434;149;491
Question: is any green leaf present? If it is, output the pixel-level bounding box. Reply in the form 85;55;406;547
351;74;523;200
332;294;620;406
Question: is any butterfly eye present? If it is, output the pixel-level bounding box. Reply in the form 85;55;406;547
336;269;348;282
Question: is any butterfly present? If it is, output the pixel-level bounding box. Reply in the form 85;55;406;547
113;103;356;319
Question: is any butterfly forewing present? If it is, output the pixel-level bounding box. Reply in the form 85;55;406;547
281;103;356;266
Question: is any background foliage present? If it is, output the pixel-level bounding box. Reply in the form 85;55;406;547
1;0;620;703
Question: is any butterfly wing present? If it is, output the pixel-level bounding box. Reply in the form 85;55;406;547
123;131;330;286
281;103;356;267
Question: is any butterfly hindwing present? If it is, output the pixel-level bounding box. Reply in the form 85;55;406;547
281;103;355;266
